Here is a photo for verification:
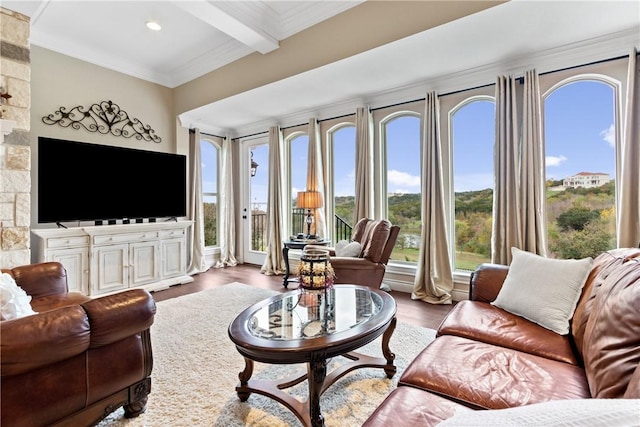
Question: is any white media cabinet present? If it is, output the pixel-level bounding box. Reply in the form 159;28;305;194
31;221;194;296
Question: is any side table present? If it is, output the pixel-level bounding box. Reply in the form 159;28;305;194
282;239;331;288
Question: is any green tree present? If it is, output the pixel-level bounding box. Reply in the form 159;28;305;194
557;206;600;231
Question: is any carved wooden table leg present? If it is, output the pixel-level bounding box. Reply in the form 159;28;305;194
381;316;397;378
308;357;328;427
236;357;255;401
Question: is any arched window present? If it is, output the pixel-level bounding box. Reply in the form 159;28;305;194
288;133;309;236
381;113;421;263
201;138;220;247
451;98;495;270
329;124;356;240
544;78;618;259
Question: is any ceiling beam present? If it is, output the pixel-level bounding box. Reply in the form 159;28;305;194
171;1;279;54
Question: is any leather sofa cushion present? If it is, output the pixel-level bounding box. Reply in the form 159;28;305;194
31;292;91;313
438;300;579;365
1;305;90;376
399;335;591;409
362;386;468;427
580;249;640;398
362;220;391;263
351;218;371;243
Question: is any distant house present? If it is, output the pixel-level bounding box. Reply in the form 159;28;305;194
563;172;611;189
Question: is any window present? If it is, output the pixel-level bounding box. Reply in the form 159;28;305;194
329;124;356;240
201;139;220;247
544;79;617;259
288;133;308;236
451;98;495;270
381;113;421;262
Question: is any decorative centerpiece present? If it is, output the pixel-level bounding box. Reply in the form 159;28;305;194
297;248;335;290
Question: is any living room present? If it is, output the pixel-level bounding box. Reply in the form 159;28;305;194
1;1;639;426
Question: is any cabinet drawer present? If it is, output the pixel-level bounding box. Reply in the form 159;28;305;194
159;229;186;238
94;231;159;245
47;236;90;248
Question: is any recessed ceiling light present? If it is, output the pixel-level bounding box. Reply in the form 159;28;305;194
146;21;161;31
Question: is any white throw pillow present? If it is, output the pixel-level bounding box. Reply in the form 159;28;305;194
0;273;37;320
334;240;362;257
491;247;593;335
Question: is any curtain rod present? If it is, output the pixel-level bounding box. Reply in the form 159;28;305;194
189;128;225;139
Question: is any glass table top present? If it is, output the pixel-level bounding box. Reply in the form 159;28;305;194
248;287;383;340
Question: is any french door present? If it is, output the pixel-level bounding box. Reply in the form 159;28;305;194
241;137;269;265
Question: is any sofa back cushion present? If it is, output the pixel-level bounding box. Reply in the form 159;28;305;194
577;248;640;398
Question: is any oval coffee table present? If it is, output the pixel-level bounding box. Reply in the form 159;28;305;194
228;285;397;427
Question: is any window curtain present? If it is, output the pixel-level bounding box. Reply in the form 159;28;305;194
412;92;454;304
187;129;208;275
261;126;287;275
618;48;640;248
214;136;238;268
492;75;522;264
307;118;327;239
354;107;374;222
519;69;548;256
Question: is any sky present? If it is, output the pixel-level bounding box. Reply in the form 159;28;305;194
204;78;617;206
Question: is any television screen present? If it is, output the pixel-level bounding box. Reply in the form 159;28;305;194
38;137;187;224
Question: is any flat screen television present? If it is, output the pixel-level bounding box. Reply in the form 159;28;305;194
38;137;187;224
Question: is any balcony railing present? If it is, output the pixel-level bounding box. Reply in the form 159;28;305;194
251;210;353;251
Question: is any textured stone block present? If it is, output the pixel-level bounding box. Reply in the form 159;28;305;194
1;226;29;250
6;77;30;108
0;57;30;80
15;192;29;227
0;10;30;47
5;145;29;170
0;169;29;193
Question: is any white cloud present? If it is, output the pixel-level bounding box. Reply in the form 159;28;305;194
388;169;420;188
600;123;615;148
546;155;567;167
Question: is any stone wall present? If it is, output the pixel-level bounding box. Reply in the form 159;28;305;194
0;8;31;268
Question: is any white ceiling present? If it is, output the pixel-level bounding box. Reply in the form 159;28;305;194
3;0;640;137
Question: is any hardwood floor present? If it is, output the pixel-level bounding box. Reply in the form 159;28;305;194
151;264;455;330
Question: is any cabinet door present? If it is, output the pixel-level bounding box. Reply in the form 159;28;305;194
49;247;89;294
92;244;129;295
130;241;160;286
161;238;187;278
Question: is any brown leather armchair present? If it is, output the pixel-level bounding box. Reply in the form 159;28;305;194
1;262;156;427
317;218;400;290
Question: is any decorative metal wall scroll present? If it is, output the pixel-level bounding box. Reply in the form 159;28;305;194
42;100;161;143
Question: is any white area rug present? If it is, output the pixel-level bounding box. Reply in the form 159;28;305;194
99;283;436;426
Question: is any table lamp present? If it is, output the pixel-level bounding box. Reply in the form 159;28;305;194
297;190;323;238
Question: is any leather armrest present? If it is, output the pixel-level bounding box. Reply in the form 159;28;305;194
330;257;380;270
1;306;90;376
1;262;69;298
469;263;510;302
82;289;156;348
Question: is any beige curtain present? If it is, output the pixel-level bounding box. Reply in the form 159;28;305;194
354;107;373;222
187;129;208;275
617;48;640;248
412;92;454;304
492;75;522;264
307;118;327;239
520;69;548;256
214;136;238;268
261;126;286;275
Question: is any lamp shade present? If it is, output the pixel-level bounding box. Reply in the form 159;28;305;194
297;191;323;209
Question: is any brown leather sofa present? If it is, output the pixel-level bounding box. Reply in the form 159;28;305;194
312;218;400;289
1;262;157;427
363;248;640;426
